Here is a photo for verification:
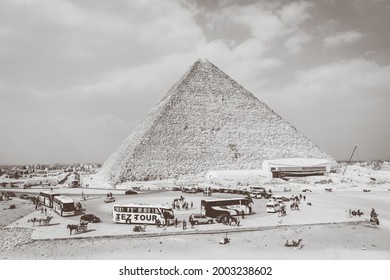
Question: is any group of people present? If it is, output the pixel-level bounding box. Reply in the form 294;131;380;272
220;215;241;226
172;196;193;210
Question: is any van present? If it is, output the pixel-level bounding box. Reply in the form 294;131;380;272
266;201;281;213
271;195;284;203
250;186;266;193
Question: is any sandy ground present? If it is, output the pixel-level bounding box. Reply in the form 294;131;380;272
1;184;389;260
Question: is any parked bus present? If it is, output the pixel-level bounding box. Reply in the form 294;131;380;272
39;191;60;208
200;197;253;218
53;195;75;216
112;203;174;224
69;173;81;188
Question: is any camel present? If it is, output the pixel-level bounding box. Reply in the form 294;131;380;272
285;239;303;248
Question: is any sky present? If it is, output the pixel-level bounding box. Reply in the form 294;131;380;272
0;0;389;165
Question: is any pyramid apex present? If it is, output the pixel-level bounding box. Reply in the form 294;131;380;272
196;58;211;64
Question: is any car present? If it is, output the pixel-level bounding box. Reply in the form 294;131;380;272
250;191;263;199
104;196;116;203
80;214;101;223
183;188;197;194
172;187;182;191
5;192;16;197
302;189;312;192
125;190;138;195
19;194;31;199
190;214;214;225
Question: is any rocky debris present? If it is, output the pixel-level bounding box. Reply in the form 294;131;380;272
0;227;34;253
99;58;335;184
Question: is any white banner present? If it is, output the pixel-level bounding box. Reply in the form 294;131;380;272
1;260;389;280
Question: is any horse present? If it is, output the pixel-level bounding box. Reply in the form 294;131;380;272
290;202;299;210
67;224;79;235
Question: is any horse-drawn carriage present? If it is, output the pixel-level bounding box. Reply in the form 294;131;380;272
28;215;53;227
67;220;88;235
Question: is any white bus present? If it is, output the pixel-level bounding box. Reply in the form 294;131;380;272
112;203;174;224
53;195;75;216
200;197;253;218
39;191;60;208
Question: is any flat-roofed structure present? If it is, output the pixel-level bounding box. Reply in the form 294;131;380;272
262;158;331;178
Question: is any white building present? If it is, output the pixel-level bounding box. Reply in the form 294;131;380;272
262;158;331;178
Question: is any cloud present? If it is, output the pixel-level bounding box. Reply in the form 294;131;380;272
278;1;314;27
0;0;205;93
323;31;364;48
292;59;390;97
285;32;312;54
266;58;390;160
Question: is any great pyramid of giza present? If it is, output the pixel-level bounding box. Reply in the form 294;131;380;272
99;58;335;183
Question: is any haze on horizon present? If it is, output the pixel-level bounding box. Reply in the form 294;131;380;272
1;0;389;165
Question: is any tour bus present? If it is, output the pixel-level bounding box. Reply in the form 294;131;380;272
112;203;175;224
200;197;253;218
39;191;60;208
266;201;281;213
52;195;75;216
69;173;81;188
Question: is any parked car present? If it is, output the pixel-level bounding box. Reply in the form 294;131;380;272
5;192;16;197
250;191;263;199
80;214;101;223
125;190;138;195
172;187;182;191
302;189;312;192
271;195;290;203
190;214;214;225
183;188;197;194
19;194;31;199
104;196;116;203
